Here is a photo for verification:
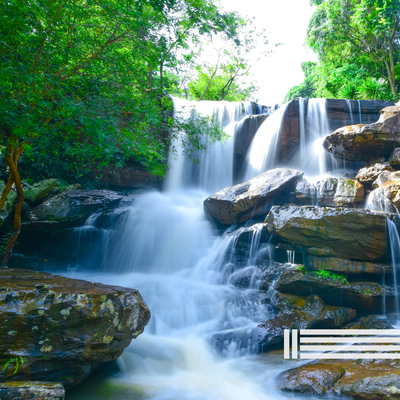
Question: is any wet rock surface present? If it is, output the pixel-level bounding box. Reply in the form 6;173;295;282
204;168;303;225
24;189;123;231
278;359;400;399
323;106;400;161
304;256;392;275
356;163;394;185
295;178;364;207
275;266;396;313
24;179;60;206
0;382;65;399
0;268;150;389
267;205;387;260
255;291;356;351
372;170;400;208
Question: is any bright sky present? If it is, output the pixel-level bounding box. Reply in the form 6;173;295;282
219;0;317;105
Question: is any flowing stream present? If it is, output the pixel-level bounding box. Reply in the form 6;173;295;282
62;98;387;399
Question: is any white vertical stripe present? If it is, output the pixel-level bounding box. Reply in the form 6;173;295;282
284;329;290;359
292;329;298;359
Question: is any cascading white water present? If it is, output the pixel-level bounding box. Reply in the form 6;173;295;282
386;218;400;318
167;99;252;193
64;99;314;400
243;103;289;180
346;100;354;125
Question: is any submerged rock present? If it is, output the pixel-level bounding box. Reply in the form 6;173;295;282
356;162;394;185
323;106;400;161
295;177;364;207
204;168;303;225
278;359;400;399
255;292;355;351
372;170;400;208
275;266;396;313
267;205;387;260
0;382;64;400
24;189;123;231
304;256;392;275
0;268;150;389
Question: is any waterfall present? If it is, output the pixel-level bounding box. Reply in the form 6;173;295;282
166;99;252;193
346;100;354;125
387;218;400;318
243;103;289;180
358;100;362;124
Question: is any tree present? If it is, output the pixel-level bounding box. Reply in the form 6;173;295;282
0;0;238;264
284;62;318;101
307;0;400;94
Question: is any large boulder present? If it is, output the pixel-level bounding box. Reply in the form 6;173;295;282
24;179;60;206
295;178;364;207
389;147;400;169
372;170;400;208
0;268;150;389
323;106;400;161
204;168;303;225
267;205;388;260
24;189;123;231
356;162;394;185
275;266;396;313
278;359;400;399
255;291;356;351
0;382;64;400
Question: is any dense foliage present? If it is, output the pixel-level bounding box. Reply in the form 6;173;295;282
285;0;400;101
0;0;254;263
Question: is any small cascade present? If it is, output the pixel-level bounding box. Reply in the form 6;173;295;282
358;100;362;124
243;103;289;180
346;100;354;125
364;190;398;213
386;218;400;318
167;99;252;193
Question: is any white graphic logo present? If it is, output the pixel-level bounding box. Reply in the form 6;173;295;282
284;329;400;359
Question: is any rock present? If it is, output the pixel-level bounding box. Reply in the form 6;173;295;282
24;189;123;231
279;359;400;399
233;223;270;251
24;179;60;206
0;382;64;399
372;170;400;208
295;178;364;207
267;205;387;260
228;266;263;289
275;266;396;313
304;256;392;275
0;268;150;389
99;163;163;189
356;163;394;185
255;292;356;351
278;360;350;395
390;148;400;169
323;106;400;161
343;315;393;330
204;168;303;225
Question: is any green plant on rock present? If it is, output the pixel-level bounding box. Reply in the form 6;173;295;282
314;269;348;284
3;356;23;374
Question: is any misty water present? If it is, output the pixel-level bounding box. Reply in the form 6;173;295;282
64;99;360;399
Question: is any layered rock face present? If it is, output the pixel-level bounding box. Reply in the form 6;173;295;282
267;205;387;260
0;268;150;389
204;168;303;225
323;106;400;161
0;382;65;400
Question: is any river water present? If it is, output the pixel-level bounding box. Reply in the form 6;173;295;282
64;99;352;399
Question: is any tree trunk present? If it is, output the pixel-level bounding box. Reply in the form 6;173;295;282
159;61;164;93
1;149;24;265
198;65;219;101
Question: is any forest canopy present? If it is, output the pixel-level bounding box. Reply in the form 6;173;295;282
285;0;400;101
0;0;264;264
